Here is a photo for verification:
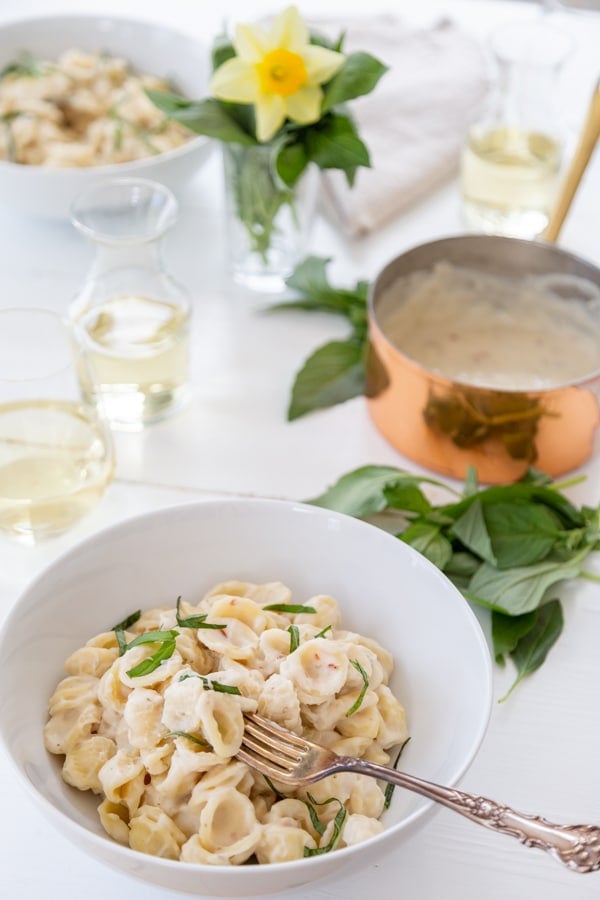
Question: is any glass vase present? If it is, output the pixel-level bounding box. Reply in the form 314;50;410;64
222;143;319;293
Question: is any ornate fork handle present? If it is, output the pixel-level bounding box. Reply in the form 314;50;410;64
338;757;600;873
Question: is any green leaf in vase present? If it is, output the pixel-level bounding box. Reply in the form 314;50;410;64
145;91;257;144
275;140;309;187
305;113;370;185
321;52;389;113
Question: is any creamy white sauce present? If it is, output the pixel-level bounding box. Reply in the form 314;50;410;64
377;262;600;389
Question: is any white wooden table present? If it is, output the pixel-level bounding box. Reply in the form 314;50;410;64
1;1;599;898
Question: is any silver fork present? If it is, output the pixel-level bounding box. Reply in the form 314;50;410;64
237;713;600;874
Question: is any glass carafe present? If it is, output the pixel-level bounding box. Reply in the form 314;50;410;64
70;177;192;431
460;20;573;239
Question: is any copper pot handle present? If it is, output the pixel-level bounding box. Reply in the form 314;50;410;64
544;79;600;242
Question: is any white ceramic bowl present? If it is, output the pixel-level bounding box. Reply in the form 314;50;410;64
0;499;492;896
0;14;211;218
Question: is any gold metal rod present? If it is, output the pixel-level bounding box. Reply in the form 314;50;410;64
544;79;600;243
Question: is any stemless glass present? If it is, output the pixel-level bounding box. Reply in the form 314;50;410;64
0;308;114;543
70;177;192;431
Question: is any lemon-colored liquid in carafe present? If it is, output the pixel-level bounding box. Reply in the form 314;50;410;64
461;126;562;238
77;294;190;429
0;399;114;541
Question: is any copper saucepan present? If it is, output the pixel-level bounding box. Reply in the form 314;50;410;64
366;235;600;484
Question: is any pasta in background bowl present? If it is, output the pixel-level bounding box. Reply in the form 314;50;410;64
0;15;211;218
0;499;492;896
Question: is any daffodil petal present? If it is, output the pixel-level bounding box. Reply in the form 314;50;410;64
302;45;346;86
210;58;259;103
268;5;308;54
283;85;323;125
254;93;286;142
233;23;270;62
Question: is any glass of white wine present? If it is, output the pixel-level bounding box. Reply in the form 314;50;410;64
0;308;115;543
70;177;192;431
460;20;573;239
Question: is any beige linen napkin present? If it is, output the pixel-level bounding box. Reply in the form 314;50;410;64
314;16;489;236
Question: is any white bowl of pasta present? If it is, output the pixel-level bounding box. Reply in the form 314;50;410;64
0;499;492;895
0;14;211;218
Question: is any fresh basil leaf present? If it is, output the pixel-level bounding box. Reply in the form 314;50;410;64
443;551;481;590
309;465;448;517
382;483;432;516
463;466;479;497
305;113;370;175
288;339;365;421
400;522;453;571
451;499;497;566
466;553;587;615
146;92;256;144
321;52;388;113
281;256;367;314
484;501;561;568
275;140;308;187
500;600;564;700
491;608;538;665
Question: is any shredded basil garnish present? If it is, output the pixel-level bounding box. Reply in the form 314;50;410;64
345;659;369;717
122;629;179;677
383;737;411;809
263;603;317;614
165;730;213;750
287;624;300;653
314;624;333;639
177;672;241;695
112;610;142;631
176;595;227;629
263;775;287;800
303;796;347;856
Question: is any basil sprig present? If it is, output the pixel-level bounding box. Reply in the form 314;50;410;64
269;256;368;421
309;465;600;696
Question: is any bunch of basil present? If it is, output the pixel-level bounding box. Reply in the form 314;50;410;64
308;464;600;697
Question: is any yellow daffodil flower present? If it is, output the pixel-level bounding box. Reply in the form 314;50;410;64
210;5;345;142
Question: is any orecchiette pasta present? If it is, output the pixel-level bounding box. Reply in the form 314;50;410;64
45;580;409;865
0;49;193;167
